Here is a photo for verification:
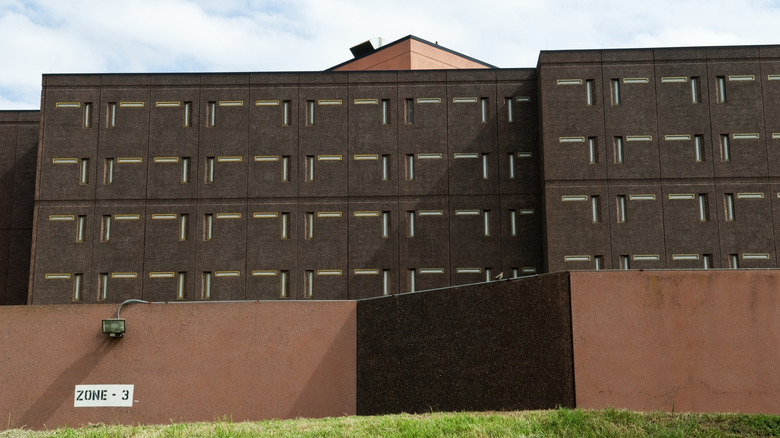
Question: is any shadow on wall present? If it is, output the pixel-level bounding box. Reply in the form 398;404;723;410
17;338;119;427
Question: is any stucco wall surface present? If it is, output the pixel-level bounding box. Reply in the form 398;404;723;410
570;270;780;414
0;301;356;430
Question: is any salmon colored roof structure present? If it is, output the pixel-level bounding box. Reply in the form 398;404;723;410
328;35;497;71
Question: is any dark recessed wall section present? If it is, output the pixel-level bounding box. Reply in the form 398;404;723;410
0;111;38;305
356;272;574;415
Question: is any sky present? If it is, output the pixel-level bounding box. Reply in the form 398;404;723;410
2;0;780;110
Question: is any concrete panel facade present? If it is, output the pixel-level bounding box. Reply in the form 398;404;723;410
30;71;544;304
539;46;780;271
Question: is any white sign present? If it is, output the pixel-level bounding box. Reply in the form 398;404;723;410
74;384;134;407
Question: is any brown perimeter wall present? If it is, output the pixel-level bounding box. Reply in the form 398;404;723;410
0;301;356;429
570;270;780;414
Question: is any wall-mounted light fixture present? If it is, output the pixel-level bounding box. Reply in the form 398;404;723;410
102;318;125;337
102;299;148;338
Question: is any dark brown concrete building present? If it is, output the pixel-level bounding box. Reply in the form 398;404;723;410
540;46;780;271
2;36;780;304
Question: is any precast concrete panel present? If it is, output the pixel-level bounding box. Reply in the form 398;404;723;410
708;60;767;178
544;183;612;272
607;182;666;269
147;84;200;199
447;81;499;195
347;200;399;299
195;200;248;300
198;81;250;199
248;81;299;198
246;200;298;300
661;181;721;269
297;200;348;299
715;181;776;268
539;64;607;182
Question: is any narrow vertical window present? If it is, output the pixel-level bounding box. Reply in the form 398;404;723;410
586;79;594;105
280;270;289;298
382;269;390;295
691;77;701;103
729;254;739;269
698;194;709;222
179;214;188;241
305;155;314;182
382;211;390;238
73;273;83;302
381;99;390;125
206;157;215;183
204;214;213;241
408;211;415;237
591;195;601;223
183;101;192;127
305;270;314;297
381;155;390;181
620;255;630;270
104;158;114;184
79;158;89;185
202;272;212;299
694;135;705;162
510;209;517;236
717;76;726;103
508;153;516;179
588;137;598;164
282;156;290;182
99;273;108;301
282;100;291;126
76;215;86;242
611;79;620;105
306;100;315;126
720;134;730;162
511;268;519;278
83;103;92;128
724;193;735;222
594;255;603;270
208;101;216;127
305;212;314;239
485;268;492;282
703;254;713;269
505;97;514;122
281;212;289;239
181;157;190;183
177;272;186;300
614;136;624;164
408;268;416;292
406;154;414;180
108;102;117;128
482;153;489;179
405;98;414;124
616;195;627;223
101;215;111;242
483;210;491;236
480;97;488;123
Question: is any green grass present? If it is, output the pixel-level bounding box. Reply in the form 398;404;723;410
1;408;779;437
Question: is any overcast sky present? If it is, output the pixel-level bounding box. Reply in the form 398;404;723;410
2;0;780;110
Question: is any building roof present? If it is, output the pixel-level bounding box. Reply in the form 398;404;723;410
327;35;497;71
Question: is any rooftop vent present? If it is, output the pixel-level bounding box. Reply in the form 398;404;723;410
349;37;385;58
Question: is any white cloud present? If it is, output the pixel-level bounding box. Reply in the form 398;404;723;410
3;0;780;109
